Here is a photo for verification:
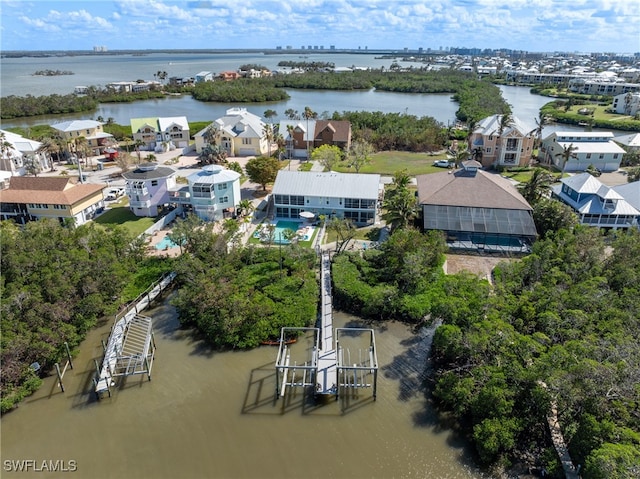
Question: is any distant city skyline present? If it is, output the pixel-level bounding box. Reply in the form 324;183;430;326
1;0;638;54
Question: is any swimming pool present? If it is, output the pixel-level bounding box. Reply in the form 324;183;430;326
253;220;302;244
155;235;180;250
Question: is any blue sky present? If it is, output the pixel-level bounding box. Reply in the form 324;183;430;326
1;0;638;53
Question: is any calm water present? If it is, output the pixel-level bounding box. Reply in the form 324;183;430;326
1;52;622;135
0;296;484;479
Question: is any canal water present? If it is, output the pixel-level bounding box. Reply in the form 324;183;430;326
1;295;484;479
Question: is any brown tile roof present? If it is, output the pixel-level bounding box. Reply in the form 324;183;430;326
0;176;106;206
416;169;532;211
314;120;351;142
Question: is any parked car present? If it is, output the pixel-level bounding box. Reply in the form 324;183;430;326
434;160;453;168
105;187;125;201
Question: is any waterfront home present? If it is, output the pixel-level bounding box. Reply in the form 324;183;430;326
106;80;161;93
51;120;114;157
271;170;381;225
416;161;537;253
218;71;241;81
468;114;535;169
277;119;351;159
614;132;640;152
122;162;176;217
551;173;639;230
195;71;214;83
0;130;46;176
540;131;625;172
0;176;105;225
194;108;268;157
168;165;241;222
611;92;640;116
130;116;190;151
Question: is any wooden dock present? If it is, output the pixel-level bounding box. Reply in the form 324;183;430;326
315;253;337;395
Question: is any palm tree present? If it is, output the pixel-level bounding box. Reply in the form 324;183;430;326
37;137;60;171
517;168;555;204
236;199;254;218
496;113;513;166
133;140;145;164
555;143;578;178
286;124;295;159
262;123;275;157
466;118;478;152
302;106;316;160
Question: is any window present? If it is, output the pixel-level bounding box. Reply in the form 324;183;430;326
506;138;518;151
192;183;213;197
613;154;619;159
486;148;492;154
53;205;66;210
488;136;493;141
151;180;158;187
599;153;604;159
345;198;359;208
217;183;227;190
503;153;517;164
586;153;591;159
86;129;90;134
218;196;229;204
242;138;251;145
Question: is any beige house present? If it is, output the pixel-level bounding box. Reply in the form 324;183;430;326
0;176;106;225
51;120;114;157
194;108;268;157
469;115;535;169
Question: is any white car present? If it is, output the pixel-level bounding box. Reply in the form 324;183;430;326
104;188;124;201
434;160;453;168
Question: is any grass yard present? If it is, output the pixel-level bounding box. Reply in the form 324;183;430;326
567;104;635;123
93;207;155;237
332;151;450;176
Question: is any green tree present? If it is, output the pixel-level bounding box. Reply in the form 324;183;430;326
584;443;640;479
626;166;640;182
302;106;316;159
517;168;556;204
36;137;60;171
555;143;578;177
311;144;342;171
326;216;357;253
245;156;281;191
347;139;374;173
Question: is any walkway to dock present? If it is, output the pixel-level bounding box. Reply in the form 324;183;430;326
315;252;337;395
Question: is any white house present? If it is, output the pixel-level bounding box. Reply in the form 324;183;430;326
122;162;176;217
611;92;640;116
540;131;625;172
130;116;190;151
195;71;213;83
551;173;640;229
168;165;241;222
194;108;268;157
271;171;382;225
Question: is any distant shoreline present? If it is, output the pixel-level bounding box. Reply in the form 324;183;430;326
1;48;443;59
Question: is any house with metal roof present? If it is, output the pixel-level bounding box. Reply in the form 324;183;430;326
194;108;268;157
122;163;176;217
168;165;241;222
614;132;640;152
51;120;114;157
551;173;639;229
468;114;535;169
540;131;625;172
130;116;190;151
0;130;47;177
0;176;106;225
416;161;537;253
271;171;382;225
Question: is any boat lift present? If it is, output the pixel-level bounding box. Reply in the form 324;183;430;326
93;314;156;398
275;327;319;399
336;328;379;400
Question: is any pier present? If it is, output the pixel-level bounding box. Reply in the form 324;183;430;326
275;253;378;400
94;272;175;398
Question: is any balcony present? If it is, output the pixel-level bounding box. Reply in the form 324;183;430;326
126;186;149;196
129;200;151;209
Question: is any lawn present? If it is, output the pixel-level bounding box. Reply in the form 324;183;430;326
567;104;635;123
93;207;155;237
332;151;450;176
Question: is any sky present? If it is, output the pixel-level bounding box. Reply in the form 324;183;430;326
1;0;638;53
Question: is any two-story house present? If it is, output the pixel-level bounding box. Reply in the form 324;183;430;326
540;132;625;172
278;120;315;159
194;108;268;157
611;92;640;116
122;163;176;217
551;173;639;229
0;176;105;225
0;130;48;176
130;116;190;151
51;120;114;157
468;115;535;169
169;165;241;222
271;171;381;225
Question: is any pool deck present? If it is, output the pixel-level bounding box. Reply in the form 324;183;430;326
146;230;182;258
